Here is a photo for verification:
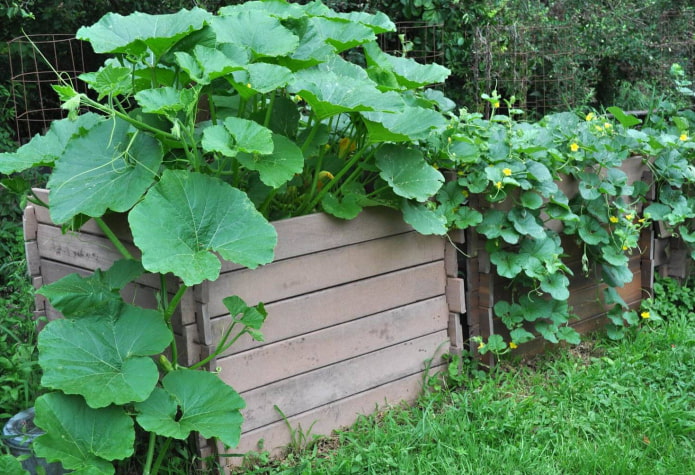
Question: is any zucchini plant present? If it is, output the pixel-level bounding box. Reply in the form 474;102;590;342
0;1;452;472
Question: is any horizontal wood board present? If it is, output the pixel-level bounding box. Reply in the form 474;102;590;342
218;364;446;462
187;261;447;356
236;330;449;433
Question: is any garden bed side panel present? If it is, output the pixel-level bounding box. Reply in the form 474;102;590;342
182;208;457;465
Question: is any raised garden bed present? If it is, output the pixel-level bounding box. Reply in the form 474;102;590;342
24;189;465;464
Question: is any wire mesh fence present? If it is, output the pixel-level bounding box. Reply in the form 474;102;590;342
379;20;443;64
8;34;94;144
469;10;695;117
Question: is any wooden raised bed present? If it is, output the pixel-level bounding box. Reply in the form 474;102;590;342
23;189;465;467
464;157;657;357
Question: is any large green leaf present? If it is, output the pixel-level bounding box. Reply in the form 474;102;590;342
0;113;103;174
540;272;570;300
47;118;163;224
577;215;609;245
232;63;295;95
400;200;447;235
307;16;376;52
38;304;171;408
175;45;245;85
135;369;245;448
77;8;211;57
363;42;450;89
490;251;524;278
362;106;447;142
80;63;133;99
134;87;197;116
236;134;304;188
34;393;134;474
37;260;144;318
375;145;444;202
289;68;404;119
508;207;546;239
203;117;274;157
129;170;277;285
211;10;299;57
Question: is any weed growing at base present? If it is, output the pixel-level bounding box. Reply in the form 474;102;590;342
248;280;695;474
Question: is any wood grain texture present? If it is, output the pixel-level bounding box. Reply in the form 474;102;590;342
206;231;444;312
237;330;449;432
216;296;448;393
223;366;445;463
185;261;446;355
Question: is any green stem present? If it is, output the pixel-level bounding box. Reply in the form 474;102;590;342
259;189;278;217
303;146;372;214
208;93;218;125
163;284;188;323
94;217;135;261
300;113;323;154
189;327;246;370
143;431;157;475
81;95;178;142
149;437;172;475
263;92;276;128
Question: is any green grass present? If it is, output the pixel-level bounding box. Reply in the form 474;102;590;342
0;200;41;424
243;284;695;474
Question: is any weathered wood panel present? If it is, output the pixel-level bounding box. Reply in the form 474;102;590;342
217;296;448;393
224;366;445;460
187;261;447;356
235;330;449;433
206;231;444;312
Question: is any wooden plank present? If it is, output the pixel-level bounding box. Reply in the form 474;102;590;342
219;207;414;273
191;261;446;354
36;223;138;272
23;204;38;241
444;240;458;278
446;277;466;314
208;232;444;311
24;240;41;278
31;189;132;239
448;312;463;353
238;330;448;432
217;297;448;393
227;367;445;462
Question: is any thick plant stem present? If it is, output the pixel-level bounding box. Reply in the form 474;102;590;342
143;431;157;475
149;437;172;475
94;217;135;261
302;147;368;214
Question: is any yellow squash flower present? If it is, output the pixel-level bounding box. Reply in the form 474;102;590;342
609;216;619;223
492;101;500;108
680;133;689;141
641;311;650;319
625;214;633;220
585;112;595;121
570;143;579;152
509;342;518;349
604;122;612;129
495;181;503;189
502;168;512;176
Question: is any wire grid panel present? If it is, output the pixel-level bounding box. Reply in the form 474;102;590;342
471;25;593;116
379;21;443;63
8;34;93;144
650;10;695;87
